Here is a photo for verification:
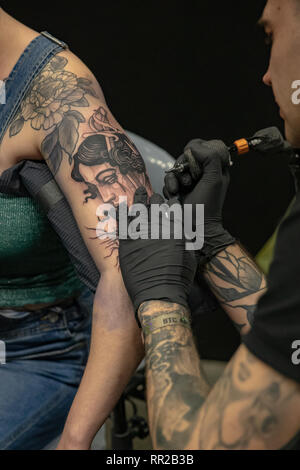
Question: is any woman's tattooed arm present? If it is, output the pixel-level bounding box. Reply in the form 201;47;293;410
203;243;267;334
9;51;151;267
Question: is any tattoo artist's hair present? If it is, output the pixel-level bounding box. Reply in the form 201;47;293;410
72;133;146;203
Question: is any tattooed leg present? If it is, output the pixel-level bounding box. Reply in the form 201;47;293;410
203;243;267;334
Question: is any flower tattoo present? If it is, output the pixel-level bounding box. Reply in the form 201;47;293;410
9;55;98;174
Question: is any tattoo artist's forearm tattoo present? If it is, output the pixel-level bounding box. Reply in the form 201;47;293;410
204;245;267;332
197;346;300;450
139;302;300;450
9;54;151;262
139;301;210;450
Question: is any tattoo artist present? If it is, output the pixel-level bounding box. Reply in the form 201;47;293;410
119;130;300;449
118;0;300;446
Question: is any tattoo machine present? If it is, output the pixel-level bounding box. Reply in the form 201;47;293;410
166;127;300;181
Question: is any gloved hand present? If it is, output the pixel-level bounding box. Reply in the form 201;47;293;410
118;186;197;321
164;139;236;265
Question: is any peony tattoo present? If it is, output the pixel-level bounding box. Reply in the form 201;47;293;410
9;55;98;174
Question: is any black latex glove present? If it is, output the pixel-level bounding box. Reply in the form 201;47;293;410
164;139;235;265
118;187;197;320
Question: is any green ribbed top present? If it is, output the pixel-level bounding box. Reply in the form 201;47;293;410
0;193;84;307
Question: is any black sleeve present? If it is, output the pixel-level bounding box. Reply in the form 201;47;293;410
243;192;300;383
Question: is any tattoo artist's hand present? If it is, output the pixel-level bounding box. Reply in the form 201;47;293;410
163;139;235;265
118;187;197;321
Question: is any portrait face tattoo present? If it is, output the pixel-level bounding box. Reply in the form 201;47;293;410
71;132;151;206
6;50;152;263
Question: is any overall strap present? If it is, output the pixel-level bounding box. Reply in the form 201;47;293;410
0;31;68;143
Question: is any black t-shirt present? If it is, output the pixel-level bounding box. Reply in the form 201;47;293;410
243;191;300;384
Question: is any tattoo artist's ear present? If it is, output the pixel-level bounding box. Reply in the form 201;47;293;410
133;186;149;205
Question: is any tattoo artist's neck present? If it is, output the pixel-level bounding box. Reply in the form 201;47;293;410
0;9;39;81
